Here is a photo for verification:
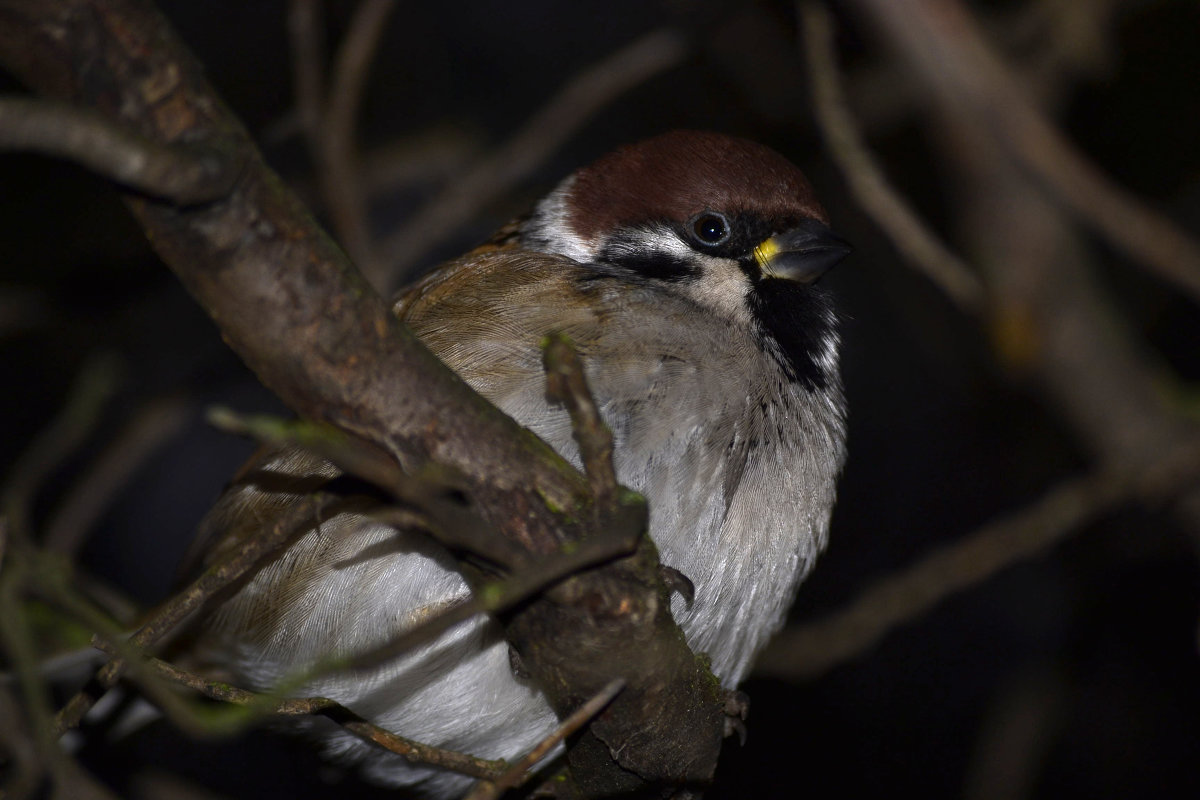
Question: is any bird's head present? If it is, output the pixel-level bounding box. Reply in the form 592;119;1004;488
520;130;851;390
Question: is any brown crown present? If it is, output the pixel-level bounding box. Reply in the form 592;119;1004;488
564;131;827;242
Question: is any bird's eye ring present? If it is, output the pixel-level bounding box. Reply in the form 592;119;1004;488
689;212;731;246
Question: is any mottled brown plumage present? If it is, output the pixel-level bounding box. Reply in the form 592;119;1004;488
193;131;848;797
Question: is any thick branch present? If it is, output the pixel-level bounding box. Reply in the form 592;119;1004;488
0;0;724;791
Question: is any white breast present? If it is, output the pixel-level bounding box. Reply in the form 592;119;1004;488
202;260;844;797
472;290;845;685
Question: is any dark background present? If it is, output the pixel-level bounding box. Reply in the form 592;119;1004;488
2;0;1198;797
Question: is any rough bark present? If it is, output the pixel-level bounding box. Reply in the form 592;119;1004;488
0;0;724;793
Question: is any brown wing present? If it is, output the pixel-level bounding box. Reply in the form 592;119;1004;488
394;249;604;409
183;248;588;584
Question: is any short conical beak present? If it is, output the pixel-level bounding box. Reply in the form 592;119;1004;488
753;219;852;283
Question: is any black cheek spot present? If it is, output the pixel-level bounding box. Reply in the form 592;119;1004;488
598;240;700;283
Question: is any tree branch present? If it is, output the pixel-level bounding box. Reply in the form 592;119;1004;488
378;27;689;288
0;97;242;204
52;490;339;736
798;2;985;314
311;0;397;283
758;443;1200;680
465;679;626;800
95;645;508;781
0;0;724;792
846;0;1200;307
544;334;619;510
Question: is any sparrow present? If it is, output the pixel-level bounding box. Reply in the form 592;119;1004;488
191;130;849;796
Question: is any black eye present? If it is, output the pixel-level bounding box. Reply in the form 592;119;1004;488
689;212;731;246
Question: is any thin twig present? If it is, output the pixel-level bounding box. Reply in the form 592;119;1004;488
0;549;61;777
327;515;641;675
286;0;324;147
463;678;626;800
543;334;618;509
51;492;336;736
0;682;43;799
1;354;122;548
43;397;192;557
379;28;689;289
206;407;528;569
205;408;640;676
206;407;412;493
799;2;985;313
94;644;507;780
0;98;242;205
848;0;1200;307
320;0;397;282
757;442;1200;680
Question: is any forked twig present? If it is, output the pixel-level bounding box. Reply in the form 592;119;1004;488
543;334;619;509
323;0;397;280
379;28;688;288
848;0;1200;306
463;678;626;800
758;442;1200;680
52;492;335;736
799;2;984;313
203;406;641;676
0;98;241;205
0;356;122;768
92;643;507;780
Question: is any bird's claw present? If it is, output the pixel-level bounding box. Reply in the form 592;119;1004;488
722;689;750;745
508;644;530;679
659;564;695;605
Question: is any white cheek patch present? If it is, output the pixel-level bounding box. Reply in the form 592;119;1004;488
677;253;755;327
524;202;756;328
622;224;693;258
603;223;756;327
